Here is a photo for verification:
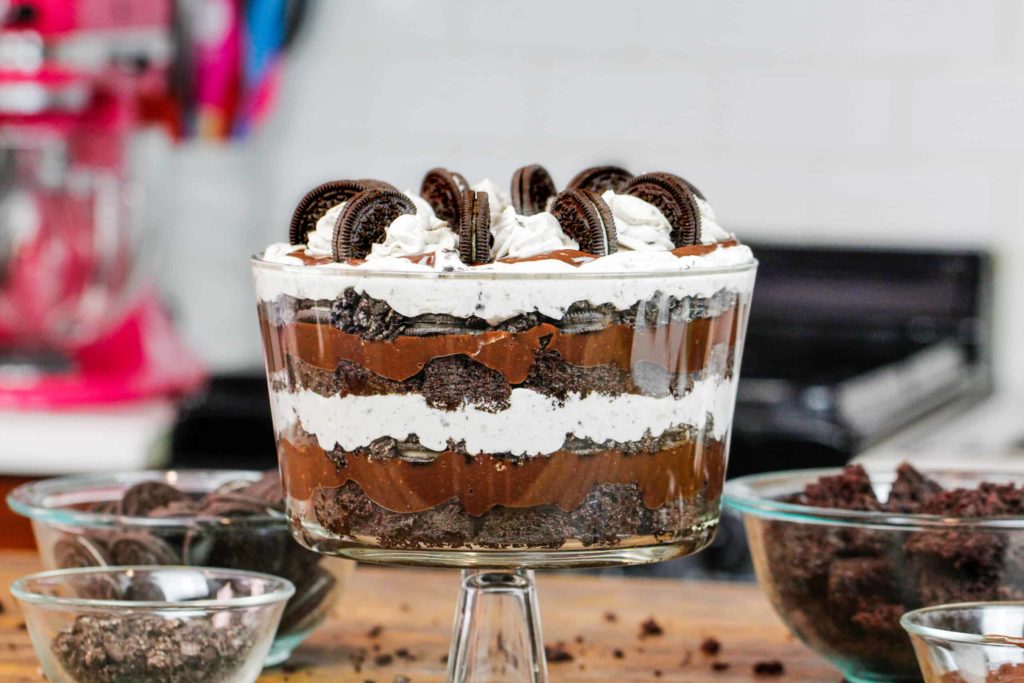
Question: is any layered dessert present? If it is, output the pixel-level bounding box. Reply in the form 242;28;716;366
254;165;755;556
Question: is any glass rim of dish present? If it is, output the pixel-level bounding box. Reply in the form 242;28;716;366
724;467;1024;531
900;601;1024;646
7;469;287;528
11;565;296;611
250;253;758;281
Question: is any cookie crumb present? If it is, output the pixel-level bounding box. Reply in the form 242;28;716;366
753;660;785;676
639;617;664;638
367;624;384;639
545;643;574;663
712;661;731;672
603;611;618;623
374;653;393;666
700;637;721;656
612;648;625;659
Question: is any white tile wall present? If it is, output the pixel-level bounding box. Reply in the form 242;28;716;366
163;0;1024;392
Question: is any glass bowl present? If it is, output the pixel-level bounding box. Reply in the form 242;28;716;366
12;566;293;683
725;468;1024;683
902;602;1024;682
7;470;354;666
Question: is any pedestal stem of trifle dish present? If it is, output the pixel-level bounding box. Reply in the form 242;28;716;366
254;165;756;682
449;569;547;683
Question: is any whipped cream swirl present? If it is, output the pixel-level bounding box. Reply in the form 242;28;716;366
491;205;578;260
602;190;674;251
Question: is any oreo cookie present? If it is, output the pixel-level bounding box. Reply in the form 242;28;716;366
565;165;633;194
457;190;492;265
54;536;111;569
550;189;618;256
120;481;188;517
288;179;392;245
621;172;702;246
420;168;470;223
108;531;180;565
511;164;556;215
332;188;416;261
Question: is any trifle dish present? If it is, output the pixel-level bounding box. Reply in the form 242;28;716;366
255;164;755;682
255;164;755;566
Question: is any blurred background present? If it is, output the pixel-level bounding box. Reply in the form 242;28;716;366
2;0;1022;571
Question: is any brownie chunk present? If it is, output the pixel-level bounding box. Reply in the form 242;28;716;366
796;464;881;511
885;463;943;513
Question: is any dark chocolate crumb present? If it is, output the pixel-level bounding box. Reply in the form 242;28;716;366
654;670;663;677
700;637;722;656
15;622;25;631
545;643;574;663
574;635;584;644
712;661;731;672
753;660;785;676
374;653;394;666
603;611;618;623
395;648;415;660
282;661;300;673
440;654;449;664
612;648;625;659
368;624;384;638
0;599;5;614
639;617;664;638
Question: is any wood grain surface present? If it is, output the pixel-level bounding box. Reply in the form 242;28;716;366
0;551;841;682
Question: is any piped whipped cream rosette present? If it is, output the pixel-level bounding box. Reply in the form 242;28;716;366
254;164;755;552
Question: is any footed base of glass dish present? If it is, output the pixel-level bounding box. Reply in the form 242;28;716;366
292;519;718;569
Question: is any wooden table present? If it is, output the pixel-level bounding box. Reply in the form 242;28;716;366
0;551;840;682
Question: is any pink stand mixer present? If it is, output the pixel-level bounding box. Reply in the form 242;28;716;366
0;0;205;478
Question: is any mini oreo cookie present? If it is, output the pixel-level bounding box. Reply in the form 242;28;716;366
511;164;556;215
120;481;188;517
54;536;111;569
565;165;633;194
622;172;702;246
108;531;180;565
332;188;416;261
420;168;470;222
550;189;618;256
458;190;492;265
288;179;392;245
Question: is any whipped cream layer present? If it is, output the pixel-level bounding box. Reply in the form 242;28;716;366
269;375;737;456
254;248;754;324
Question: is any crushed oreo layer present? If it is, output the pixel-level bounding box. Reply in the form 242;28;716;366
274;288;739;341
313;480;703;550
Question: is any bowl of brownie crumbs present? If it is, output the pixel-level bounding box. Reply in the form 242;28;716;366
725;463;1024;682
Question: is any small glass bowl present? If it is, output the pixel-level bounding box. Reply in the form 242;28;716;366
902;602;1024;682
8;470;354;665
725;468;1024;683
12;566;294;683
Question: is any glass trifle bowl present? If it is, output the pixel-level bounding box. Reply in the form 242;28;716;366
253;167;757;681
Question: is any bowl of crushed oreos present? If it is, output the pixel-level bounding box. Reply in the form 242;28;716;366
8;470;354;666
725;464;1024;683
12;565;293;683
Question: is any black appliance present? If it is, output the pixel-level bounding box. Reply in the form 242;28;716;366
729;243;993;478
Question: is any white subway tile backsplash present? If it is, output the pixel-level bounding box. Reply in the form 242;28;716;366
909;72;1024;153
636;0;999;64
809;164;995;245
719;71;896;154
